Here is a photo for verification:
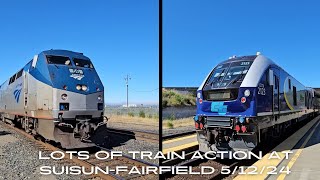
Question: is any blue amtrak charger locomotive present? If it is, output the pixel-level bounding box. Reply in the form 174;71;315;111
195;53;319;155
0;50;105;148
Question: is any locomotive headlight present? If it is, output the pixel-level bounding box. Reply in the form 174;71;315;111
244;89;250;97
197;92;201;99
76;85;82;90
98;95;103;101
61;94;68;100
82;85;88;91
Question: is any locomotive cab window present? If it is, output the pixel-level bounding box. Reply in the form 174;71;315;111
47;55;72;66
73;58;94;68
204;60;253;89
9;74;17;85
16;69;23;79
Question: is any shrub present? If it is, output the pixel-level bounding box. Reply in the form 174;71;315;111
153;113;159;119
167;120;174;129
128;112;134;117
139;110;146;118
148;114;153;118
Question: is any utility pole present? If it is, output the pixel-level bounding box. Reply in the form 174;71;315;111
124;75;131;108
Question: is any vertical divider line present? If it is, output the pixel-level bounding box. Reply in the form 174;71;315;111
159;0;163;172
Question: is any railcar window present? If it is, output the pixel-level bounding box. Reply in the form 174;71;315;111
274;75;278;90
305;91;308;107
73;58;94;68
293;86;297;106
289;79;291;90
47;55;71;65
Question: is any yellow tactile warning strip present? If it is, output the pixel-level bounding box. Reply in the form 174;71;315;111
163;134;197;145
234;116;320;180
276;120;320;180
163;141;198;155
162;134;198;155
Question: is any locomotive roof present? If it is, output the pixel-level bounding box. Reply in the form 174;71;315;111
41;49;90;60
219;55;258;64
198;55;275;90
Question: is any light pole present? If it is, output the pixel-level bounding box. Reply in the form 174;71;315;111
125;75;131;108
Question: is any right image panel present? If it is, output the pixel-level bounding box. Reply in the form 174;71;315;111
162;0;320;179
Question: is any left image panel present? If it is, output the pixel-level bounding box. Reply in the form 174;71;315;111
0;0;159;179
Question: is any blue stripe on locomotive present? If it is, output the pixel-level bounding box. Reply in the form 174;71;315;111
26;50;104;95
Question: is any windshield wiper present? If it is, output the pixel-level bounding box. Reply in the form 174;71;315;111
206;70;226;87
232;74;243;84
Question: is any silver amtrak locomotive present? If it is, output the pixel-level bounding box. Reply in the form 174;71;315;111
0;50;105;148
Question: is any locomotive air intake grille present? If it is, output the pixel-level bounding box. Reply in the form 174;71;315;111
206;116;231;127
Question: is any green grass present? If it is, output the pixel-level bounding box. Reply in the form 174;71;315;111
139;110;146;118
128;112;134;117
166;120;174;129
162;89;196;108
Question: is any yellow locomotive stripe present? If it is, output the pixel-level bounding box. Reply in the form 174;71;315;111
276;120;320;180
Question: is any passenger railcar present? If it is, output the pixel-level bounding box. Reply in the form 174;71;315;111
0;50;105;149
194;53;319;156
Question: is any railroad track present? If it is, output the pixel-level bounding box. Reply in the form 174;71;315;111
0;122;158;180
107;127;159;144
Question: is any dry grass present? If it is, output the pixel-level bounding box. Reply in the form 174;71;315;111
162;89;196;107
107;114;159;126
162;117;194;129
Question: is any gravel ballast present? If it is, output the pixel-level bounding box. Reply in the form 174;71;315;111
0;123;89;180
0;122;159;179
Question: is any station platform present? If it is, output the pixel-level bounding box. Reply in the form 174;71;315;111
235;115;320;180
162;134;197;154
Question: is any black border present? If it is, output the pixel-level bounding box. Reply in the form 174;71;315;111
159;0;163;167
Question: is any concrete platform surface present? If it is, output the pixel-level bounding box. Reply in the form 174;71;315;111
268;117;320;180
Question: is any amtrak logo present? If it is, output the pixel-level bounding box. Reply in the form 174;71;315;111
69;69;84;80
13;83;23;103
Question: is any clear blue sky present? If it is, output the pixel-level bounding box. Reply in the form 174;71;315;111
0;0;158;105
163;0;320;88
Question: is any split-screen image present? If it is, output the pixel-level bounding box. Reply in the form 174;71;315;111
1;0;320;180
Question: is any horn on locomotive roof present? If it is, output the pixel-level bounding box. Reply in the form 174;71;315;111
229;55;237;59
